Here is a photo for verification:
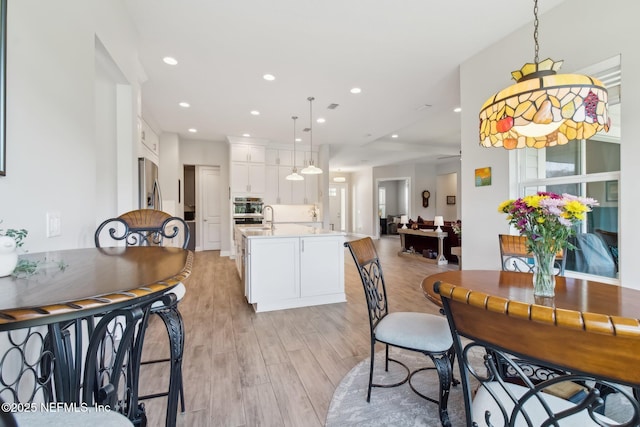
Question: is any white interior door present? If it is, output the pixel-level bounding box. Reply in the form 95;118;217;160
199;166;221;250
329;183;347;232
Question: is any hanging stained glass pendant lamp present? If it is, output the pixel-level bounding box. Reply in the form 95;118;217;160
479;0;610;149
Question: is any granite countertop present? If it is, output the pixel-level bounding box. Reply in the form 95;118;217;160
237;224;345;238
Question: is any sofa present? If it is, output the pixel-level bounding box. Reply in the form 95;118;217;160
402;218;461;263
383;215;403;235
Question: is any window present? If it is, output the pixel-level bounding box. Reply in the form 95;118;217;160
515;57;621;280
378;187;386;218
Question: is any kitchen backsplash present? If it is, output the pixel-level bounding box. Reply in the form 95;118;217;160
266;204;321;223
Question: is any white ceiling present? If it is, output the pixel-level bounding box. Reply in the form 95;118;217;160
124;0;565;171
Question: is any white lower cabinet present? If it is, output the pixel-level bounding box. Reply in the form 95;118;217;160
300;237;344;297
247;237;300;304
245;234;345;312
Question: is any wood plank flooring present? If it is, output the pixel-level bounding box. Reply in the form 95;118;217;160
138;235;458;427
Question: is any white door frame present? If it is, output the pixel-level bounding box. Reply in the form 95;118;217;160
328;182;348;232
197;165;221;251
375;177;412;238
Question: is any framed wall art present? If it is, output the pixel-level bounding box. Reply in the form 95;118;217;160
0;0;6;176
447;195;456;205
475;167;491;187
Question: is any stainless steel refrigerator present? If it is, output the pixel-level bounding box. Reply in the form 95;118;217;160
138;157;162;210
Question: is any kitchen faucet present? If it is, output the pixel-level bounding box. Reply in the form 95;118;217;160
263;205;274;230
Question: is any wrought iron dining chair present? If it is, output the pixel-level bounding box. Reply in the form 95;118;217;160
498;234;566;275
344;237;456;426
435;280;640;426
95;209;190;427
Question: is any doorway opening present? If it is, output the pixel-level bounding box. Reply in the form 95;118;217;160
376;178;410;237
329;183;347;232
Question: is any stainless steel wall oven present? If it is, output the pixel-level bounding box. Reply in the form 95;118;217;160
233;197;264;224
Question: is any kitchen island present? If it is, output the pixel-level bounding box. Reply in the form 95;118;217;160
236;224;346;312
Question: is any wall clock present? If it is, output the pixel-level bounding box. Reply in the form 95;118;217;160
422;190;430;208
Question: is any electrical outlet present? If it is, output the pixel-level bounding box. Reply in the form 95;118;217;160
46;212;61;237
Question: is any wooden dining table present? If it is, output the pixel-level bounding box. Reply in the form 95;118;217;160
0;246;192;328
0;246;193;426
421;270;640;319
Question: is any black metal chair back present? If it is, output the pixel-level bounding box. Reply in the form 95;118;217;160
345;237;456;426
498;234;566;276
435;280;640;426
94;209;189;427
95;209;189;249
344;237;389;332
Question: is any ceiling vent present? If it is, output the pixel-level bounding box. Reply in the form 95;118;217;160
327;103;339;110
303;128;311;132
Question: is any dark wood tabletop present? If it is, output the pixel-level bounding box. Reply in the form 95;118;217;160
0;246;193;329
421;270;640;319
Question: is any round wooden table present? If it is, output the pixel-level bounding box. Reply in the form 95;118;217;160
421;270;640;318
0;246;193;427
0;246;192;329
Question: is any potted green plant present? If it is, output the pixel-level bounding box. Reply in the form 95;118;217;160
0;225;27;277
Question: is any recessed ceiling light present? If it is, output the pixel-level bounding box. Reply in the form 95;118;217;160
350;87;362;94
188;128;197;133
295;138;301;142
263;74;275;81
316;118;326;124
453;107;462;113
179;102;190;108
250;110;260;116
391;134;399;138
242;133;251;137
163;57;178;65
333;176;346;182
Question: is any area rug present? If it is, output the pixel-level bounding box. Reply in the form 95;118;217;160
325;348;469;427
326;348;633;427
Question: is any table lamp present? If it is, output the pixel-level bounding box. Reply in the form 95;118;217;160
400;215;409;229
434;216;444;232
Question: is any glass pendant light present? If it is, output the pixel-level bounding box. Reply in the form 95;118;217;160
301;96;323;174
479;0;609;149
286;116;304;181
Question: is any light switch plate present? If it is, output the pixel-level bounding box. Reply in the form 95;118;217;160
46;212;61;237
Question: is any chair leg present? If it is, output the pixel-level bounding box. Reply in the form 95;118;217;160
155;305;185;427
384;344;390;371
447;347;459;386
367;341;375;402
179;376;185;412
432;353;453;427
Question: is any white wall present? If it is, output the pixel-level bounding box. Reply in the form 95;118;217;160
459;0;640;285
0;1;140;252
437;159;462;220
378;181;400;217
159;133;181;215
351;168;374;236
436;172;457;221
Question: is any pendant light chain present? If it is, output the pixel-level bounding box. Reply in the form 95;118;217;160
308;96;315;155
293;115;298;161
286;115;304;180
533;0;539;64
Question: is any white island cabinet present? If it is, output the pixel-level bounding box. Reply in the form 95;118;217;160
241;224;345;312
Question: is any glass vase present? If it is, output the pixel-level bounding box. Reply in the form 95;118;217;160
532;250;556;297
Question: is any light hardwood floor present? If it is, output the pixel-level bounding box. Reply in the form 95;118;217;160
139;235;459;427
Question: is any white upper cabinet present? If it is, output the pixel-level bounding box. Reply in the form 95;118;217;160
230;142;266;195
138;118;159;163
266;148;293;166
231;144;265;163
